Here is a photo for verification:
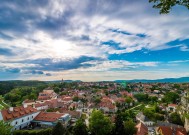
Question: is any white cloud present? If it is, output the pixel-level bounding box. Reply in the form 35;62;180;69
0;0;189;80
180;45;189;51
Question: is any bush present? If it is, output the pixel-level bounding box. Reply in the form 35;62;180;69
13;128;52;135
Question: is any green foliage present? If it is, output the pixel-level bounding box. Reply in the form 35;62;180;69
134;93;158;103
52;122;65;135
3;82;48;106
73;96;79;102
0;120;12;135
46;108;59;112
124;120;137;135
60;91;69;95
54;87;60;93
114;113;126;135
134;93;149;102
162;92;179;103
169;112;183;126
121;110;135;121
143;105;165;121
149;0;189;14
89;110;113;135
93;97;101;105
13;128;52;135
0;81;47;95
125;96;133;103
73;119;88;135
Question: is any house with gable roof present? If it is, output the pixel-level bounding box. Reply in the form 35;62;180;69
0;105;39;130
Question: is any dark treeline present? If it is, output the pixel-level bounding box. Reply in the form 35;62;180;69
0;81;47;95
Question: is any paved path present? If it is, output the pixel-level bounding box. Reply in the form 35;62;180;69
126;104;142;111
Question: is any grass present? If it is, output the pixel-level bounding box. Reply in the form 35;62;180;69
0;104;4;110
0;96;9;110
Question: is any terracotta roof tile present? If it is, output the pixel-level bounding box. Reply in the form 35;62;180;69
157;126;187;135
1;106;38;121
135;122;148;135
34;112;65;122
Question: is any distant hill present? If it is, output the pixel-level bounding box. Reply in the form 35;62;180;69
115;77;189;83
45;80;82;83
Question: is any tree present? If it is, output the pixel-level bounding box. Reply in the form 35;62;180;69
73;96;79;102
134;93;148;102
0;120;12;135
73;119;88;135
162;92;179;103
124;120;137;135
89;110;113;135
54;87;60;93
52;122;65;135
114;113;126;135
169;112;183;126
94;97;101;105
149;0;189;14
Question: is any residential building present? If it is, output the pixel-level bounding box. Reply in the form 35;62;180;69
135;122;148;135
0;105;39;130
33;112;71;128
37;88;57;101
166;104;177;112
156;126;187;135
136;112;154;126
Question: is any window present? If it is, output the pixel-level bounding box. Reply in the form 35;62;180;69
27;117;29;120
15;121;18;125
22;119;24;122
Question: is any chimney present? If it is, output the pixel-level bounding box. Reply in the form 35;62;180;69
9;107;13;112
23;104;28;108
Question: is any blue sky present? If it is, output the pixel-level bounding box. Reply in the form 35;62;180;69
0;0;189;81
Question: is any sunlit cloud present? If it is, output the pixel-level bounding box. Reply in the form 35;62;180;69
0;0;189;81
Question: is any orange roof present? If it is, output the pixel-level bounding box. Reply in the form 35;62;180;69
168;104;177;107
62;96;72;101
34;112;65;122
38;96;51;100
157;126;187;135
135;122;148;135
23;99;35;103
1;106;38;121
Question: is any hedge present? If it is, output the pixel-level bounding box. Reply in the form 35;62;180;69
13;128;52;135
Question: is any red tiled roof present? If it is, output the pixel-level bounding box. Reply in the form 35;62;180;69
135;122;148;135
115;98;125;103
157;126;187;135
1;106;38;121
23;99;35;103
168;104;177;107
34;112;65;122
99;102;116;109
38;96;51;100
34;103;48;108
62;96;72;101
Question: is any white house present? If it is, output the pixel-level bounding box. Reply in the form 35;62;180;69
166;104;177;112
34;103;49;111
136;112;154;127
0;105;39;130
33;112;71;127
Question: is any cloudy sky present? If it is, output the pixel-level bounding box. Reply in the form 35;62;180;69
0;0;189;81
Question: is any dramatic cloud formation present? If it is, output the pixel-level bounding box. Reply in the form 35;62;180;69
0;0;189;81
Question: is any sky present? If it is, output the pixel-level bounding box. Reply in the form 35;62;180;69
0;0;189;81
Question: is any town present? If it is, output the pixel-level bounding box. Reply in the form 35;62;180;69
0;80;189;135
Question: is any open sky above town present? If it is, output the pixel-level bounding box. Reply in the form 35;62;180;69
0;0;189;81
